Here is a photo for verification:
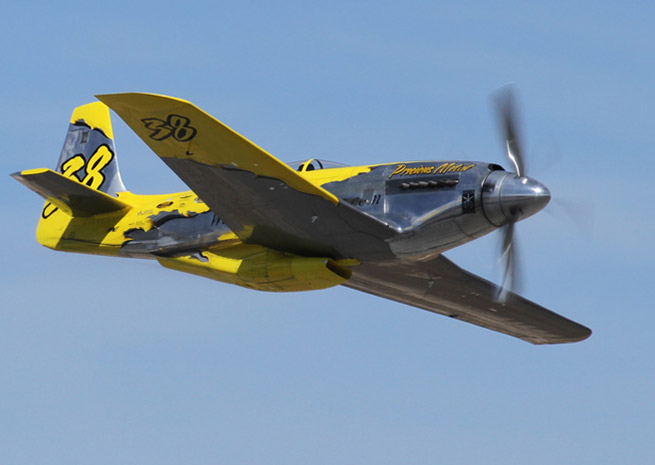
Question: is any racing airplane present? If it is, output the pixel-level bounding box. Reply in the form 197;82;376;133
12;91;591;344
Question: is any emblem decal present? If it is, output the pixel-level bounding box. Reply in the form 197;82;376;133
142;114;197;142
462;190;475;213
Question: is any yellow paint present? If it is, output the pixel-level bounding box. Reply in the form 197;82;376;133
29;187;209;254
157;244;350;292
20;168;48;176
70;101;114;139
37;142;117;218
81;145;113;188
17;95;370;294
216;231;239;242
26;179;353;291
57;145;114;188
96;93;340;205
333;258;360;267
301;165;372;186
61;155;86;180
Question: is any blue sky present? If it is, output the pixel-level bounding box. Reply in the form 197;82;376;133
1;1;653;463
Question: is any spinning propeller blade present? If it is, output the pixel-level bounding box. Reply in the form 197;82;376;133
495;86;526;177
492;86;542;302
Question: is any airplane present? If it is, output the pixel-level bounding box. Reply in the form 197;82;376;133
11;90;591;345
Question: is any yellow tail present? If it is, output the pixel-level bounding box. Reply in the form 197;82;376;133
12;101;133;253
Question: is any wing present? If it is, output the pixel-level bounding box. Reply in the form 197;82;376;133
344;255;591;344
97;93;395;260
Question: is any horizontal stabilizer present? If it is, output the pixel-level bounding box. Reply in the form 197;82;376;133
12;168;130;217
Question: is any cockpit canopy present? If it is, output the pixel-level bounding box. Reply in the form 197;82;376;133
287;158;350;172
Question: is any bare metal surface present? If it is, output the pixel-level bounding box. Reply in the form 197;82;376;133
344;256;591;345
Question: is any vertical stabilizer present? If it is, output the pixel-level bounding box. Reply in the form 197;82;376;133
55;101;126;196
24;101;132;250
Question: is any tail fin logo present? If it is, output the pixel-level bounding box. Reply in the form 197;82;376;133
42;145;115;218
141;115;197;142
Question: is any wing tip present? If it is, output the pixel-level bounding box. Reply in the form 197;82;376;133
531;325;592;345
570;325;593;343
11;169;49;187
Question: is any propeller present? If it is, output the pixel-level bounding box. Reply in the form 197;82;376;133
494;86;526;177
492;86;533;302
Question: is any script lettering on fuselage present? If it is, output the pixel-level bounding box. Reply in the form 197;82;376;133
345;194;382;207
434;162;476;174
388;162;476;179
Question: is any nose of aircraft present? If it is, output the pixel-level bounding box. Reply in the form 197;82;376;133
482;171;551;226
500;175;551;220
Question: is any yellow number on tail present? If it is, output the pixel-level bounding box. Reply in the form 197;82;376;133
61;155;86;181
42;145;114;219
81;145;113;189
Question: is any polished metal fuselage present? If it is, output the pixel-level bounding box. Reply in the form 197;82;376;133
119;159;550;262
321;161;499;258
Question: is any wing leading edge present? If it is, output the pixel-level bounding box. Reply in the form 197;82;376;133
98;93;396;260
344;255;591;344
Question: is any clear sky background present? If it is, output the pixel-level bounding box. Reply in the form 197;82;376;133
1;1;653;464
